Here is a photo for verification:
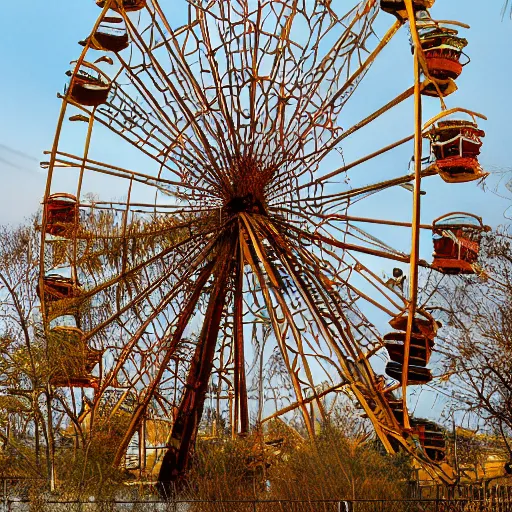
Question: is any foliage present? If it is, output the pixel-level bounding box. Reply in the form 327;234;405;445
435;227;512;457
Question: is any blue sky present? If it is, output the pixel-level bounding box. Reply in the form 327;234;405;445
0;1;510;228
0;1;511;422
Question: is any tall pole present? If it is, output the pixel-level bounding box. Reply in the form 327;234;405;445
402;8;423;431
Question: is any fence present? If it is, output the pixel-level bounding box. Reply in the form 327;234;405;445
3;499;512;512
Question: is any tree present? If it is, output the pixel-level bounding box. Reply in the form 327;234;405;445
0;219;48;481
435;227;512;464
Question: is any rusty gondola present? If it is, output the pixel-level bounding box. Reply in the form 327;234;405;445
425;119;488;183
81;16;129;53
432;213;489;274
37;275;82;302
96;0;146;12
67;63;111;107
44;193;78;237
48;327;102;389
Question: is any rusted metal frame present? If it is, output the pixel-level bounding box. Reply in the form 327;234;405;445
277;220;410;264
123;12;232;193
120;177;134;279
272;133;415;202
192;8;243;163
287;240;383;350
258;220;362;365
343;223;409;258
157;237;236;486
351;259;407;311
112;260;216;466
273;230;386;365
77;245;190;307
253;1;351;158
270;19;402;184
246;217;334;376
90;247;215;400
48;158;212;202
151;19;199;50
401;1;424;432
246;1;266;157
279;13;377;149
273;220;399;323
46;150;210;194
243;215;329;425
86;250;215;403
76;201;214;213
261;382;348;424
238;219;316;438
254;2;307;153
233;233;249;435
114;55;215;175
81;226;222;348
302;168;439;211
218;1;247;160
103;84;181;153
60;101;198;188
324;214;433;230
256;219;399;453
278;83;414;189
126;9;236;183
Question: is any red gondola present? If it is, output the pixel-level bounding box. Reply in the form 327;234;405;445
81;16;129;53
385;361;433;385
37;275;82;302
412;419;446;462
420;30;467;81
389;312;439;340
48;327;102;389
68;63;111;107
417;12;468;81
44;193;77;237
421;78;457;98
96;0;146;12
425;120;487;183
383;332;433;367
431;213;489;275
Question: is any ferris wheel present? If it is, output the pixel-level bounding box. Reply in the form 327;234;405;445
38;0;490;488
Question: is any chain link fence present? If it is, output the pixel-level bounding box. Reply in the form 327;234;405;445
3;499;512;512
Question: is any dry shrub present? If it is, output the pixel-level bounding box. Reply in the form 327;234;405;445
268;425;409;502
179;425;409;511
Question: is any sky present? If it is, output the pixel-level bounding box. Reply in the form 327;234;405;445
0;1;509;236
0;1;511;423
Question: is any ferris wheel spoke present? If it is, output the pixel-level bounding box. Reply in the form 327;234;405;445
83;226;223;350
111;258;217;466
259;219;366;361
242;217;334;420
114;52;218;170
122;15;234;190
233;239;249;435
158;239;236;486
238;225;316;437
262;221;387;360
268;17;400;184
273;6;381;166
280;85;415;188
45;150;213;198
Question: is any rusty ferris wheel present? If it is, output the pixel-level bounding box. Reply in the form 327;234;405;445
38;0;490;488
